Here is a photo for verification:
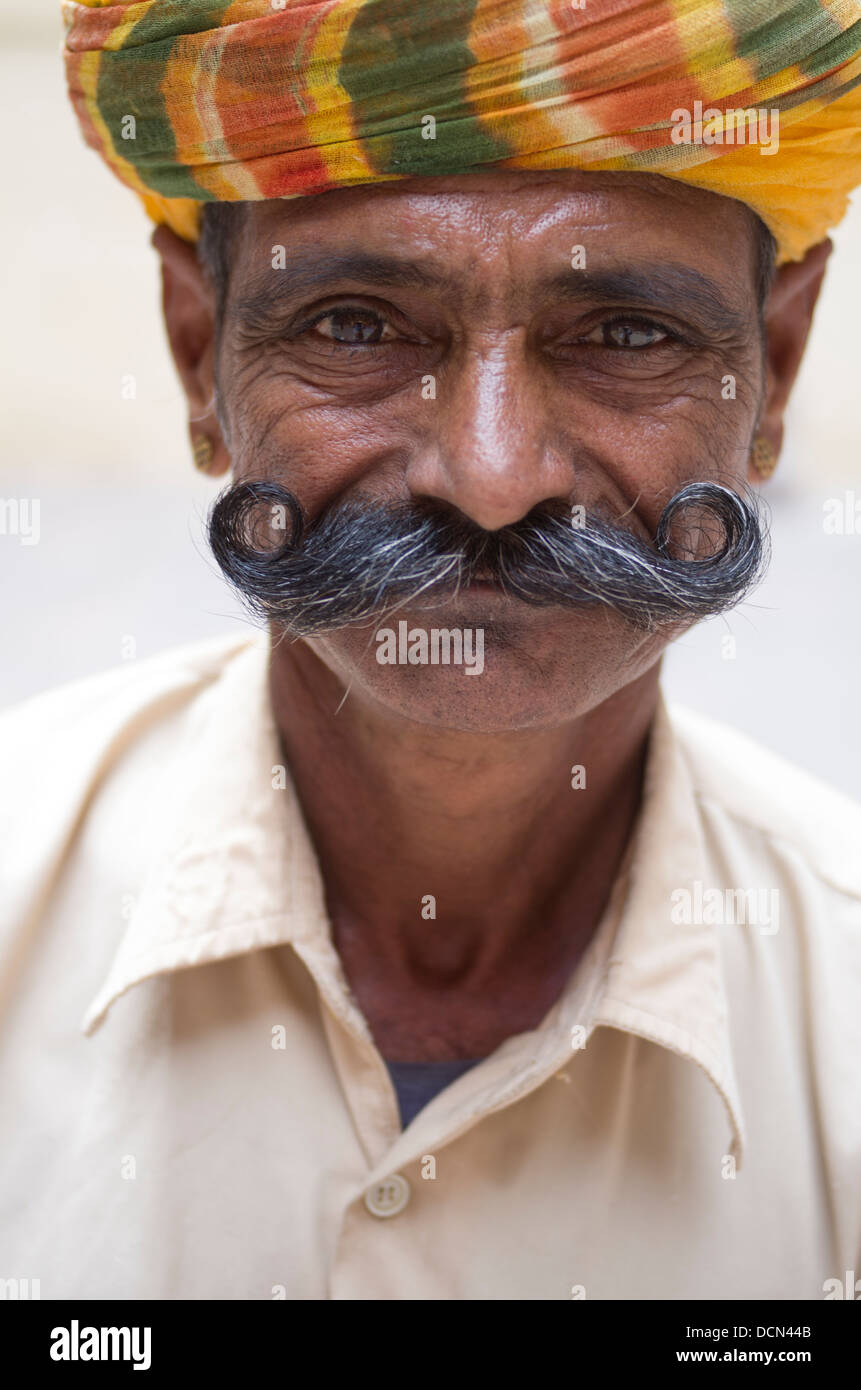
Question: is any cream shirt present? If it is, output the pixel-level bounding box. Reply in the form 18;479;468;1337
1;630;859;1301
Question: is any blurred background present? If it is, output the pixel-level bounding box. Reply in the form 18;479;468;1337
2;7;860;793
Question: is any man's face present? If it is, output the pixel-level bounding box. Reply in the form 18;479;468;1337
206;170;767;731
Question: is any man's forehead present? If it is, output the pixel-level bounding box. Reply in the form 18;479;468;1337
230;169;756;317
248;167;745;240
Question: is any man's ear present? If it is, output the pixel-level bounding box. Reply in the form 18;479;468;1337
151;224;231;477
750;238;832;483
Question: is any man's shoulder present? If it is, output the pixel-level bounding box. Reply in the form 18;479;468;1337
668;701;861;901
0;630;259;782
0;629;269;960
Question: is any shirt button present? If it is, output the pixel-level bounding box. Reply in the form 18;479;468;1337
364;1174;411;1219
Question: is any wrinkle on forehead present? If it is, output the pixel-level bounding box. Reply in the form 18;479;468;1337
227;171;758;335
240;167;757;294
252;167;748;237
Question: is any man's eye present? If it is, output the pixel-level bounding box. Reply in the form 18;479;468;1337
307;307;395;346
582;319;671;349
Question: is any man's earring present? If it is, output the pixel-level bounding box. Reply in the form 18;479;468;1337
191;434;215;472
750;435;778;480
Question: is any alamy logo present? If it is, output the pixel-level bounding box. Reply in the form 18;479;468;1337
375;622;484;675
670;880;779;934
671;102;779;155
50;1321;151;1371
823;1271;861;1299
0;1277;40;1299
0;498;40;545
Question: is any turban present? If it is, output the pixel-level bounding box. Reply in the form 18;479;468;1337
62;0;861;264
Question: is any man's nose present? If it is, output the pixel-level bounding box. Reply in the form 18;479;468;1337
404;337;574;532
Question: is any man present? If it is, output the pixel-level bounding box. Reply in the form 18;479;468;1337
1;0;860;1300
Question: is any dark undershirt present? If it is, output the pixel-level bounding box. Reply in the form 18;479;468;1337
385;1057;484;1129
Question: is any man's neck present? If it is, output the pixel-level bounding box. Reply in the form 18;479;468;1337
268;639;660;1060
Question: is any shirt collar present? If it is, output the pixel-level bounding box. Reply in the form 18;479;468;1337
81;629;335;1035
81;628;745;1160
589;696;747;1163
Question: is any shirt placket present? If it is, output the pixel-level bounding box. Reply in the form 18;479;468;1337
291;872;628;1295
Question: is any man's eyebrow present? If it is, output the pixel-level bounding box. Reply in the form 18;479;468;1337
233;251;750;335
234;252;462;320
539;266;749;335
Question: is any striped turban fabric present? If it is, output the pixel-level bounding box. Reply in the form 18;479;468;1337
63;0;861;263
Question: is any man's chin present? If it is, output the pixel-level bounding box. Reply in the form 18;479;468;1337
291;600;672;734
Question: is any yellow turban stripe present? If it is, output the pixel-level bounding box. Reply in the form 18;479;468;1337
62;0;861;263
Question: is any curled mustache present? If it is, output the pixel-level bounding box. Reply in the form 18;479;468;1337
207;479;769;637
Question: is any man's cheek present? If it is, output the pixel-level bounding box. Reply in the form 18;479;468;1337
226;407;418;513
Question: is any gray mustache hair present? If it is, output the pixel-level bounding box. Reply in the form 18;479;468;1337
207;479;769;637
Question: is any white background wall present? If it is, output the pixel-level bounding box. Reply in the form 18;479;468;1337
2;8;860;793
